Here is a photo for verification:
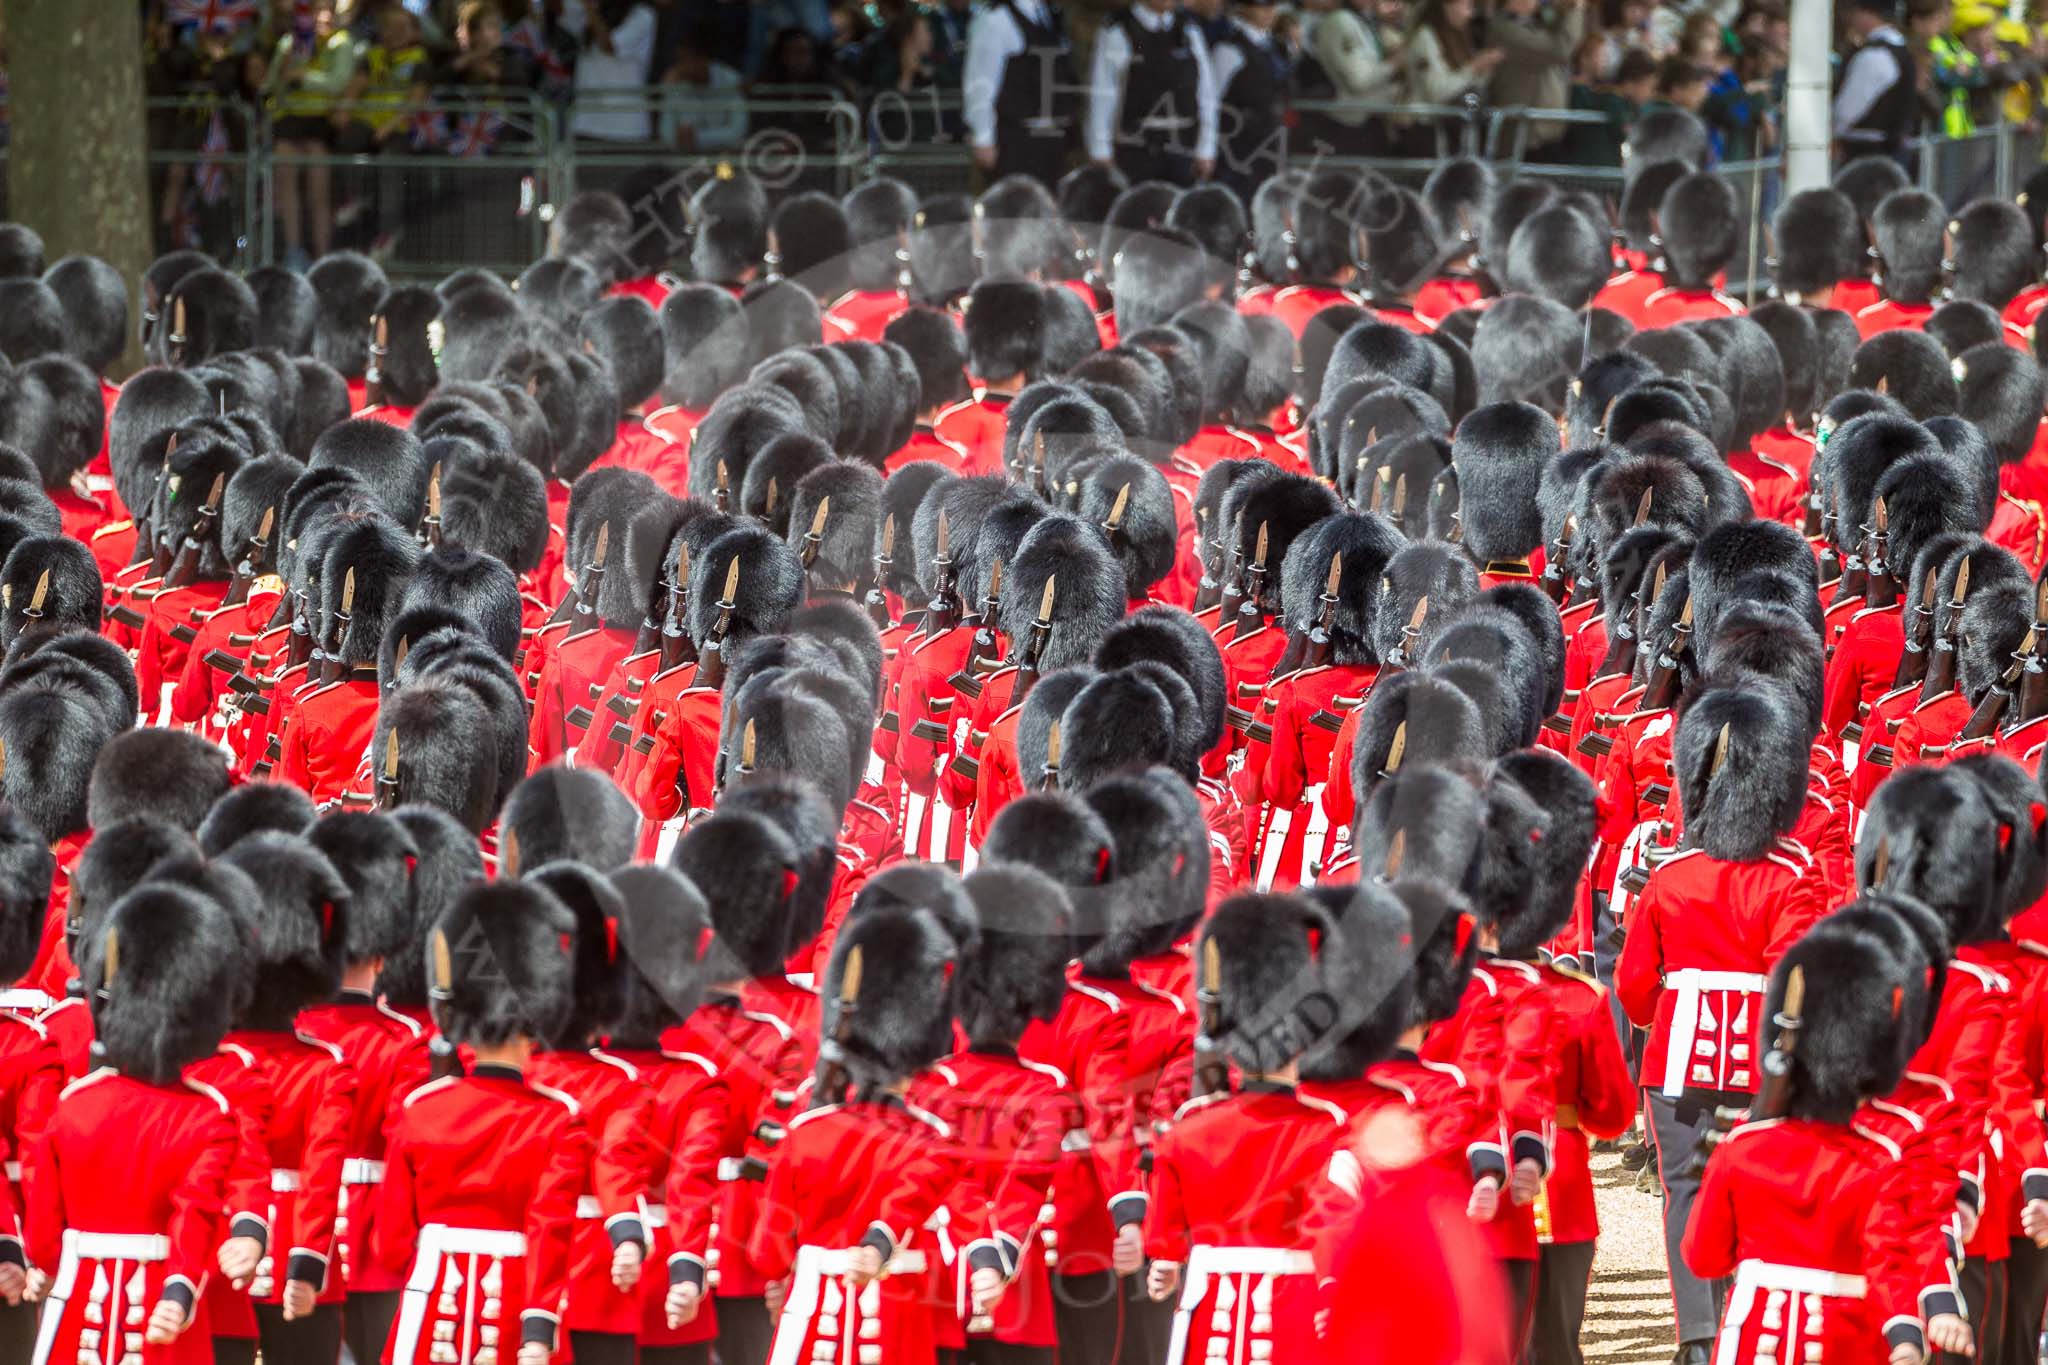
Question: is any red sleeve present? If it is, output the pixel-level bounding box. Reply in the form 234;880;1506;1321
528;655;569;766
986;1086;1081;1264
1762;867;1829;965
522;1105;594;1349
272;707;312;793
1139;1127;1192;1265
167;1104;237;1300
1821;624;1869;738
135;612;168;703
1572;992;1637;1141
1072;1008;1139;1227
662;1070;731;1276
6;1047;61;1244
1324;709;1359;832
1614;882;1666;1030
1261;684;1311;812
285;1056;358;1289
168;619;222;726
222;1067;277;1245
372;1115;422;1275
746;1122;806;1281
938;685;996;811
971;727;1020;849
1493;978;1558;1168
594;1084;660;1227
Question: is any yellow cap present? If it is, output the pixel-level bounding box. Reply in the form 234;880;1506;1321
1953;4;1995;31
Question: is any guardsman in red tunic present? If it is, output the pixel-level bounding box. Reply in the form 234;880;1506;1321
1858;763;2037;1353
749;895;965;1365
1457;403;1561;595
2;354;109;545
981;793;1134;1365
643;285;751;453
668;805;830;1365
1141;892;1347;1365
1765;184;1870;313
0;807;56;1360
823;182;917;344
356;286;440;429
529;472;660;766
132;420;247;721
1590;164;1681;325
1260;167;1363;338
1821;420;1963;743
519;864;657;1365
292;810;434;1364
589;865;729;1365
882;308;974;476
1216;475;1341;780
909;863;1090;1365
1635;174;1747;327
1247;514;1401;890
169;460;294;736
27;881;244;1365
1852;189;1944;338
580;298;690;493
275;517;419;806
210;833;360;1363
42;252;128;490
1683;909;1954;1365
307;252;389;414
935;281;1048;477
376;878;593;1365
1617;681;1832;1361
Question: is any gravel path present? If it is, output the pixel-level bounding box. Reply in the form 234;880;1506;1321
1584;1140;1678;1363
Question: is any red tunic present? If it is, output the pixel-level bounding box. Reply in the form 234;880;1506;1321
271;674;381;806
608;275;677;308
823;290;911;344
1854;298;1935;338
747;1097;959;1365
1616;844;1829;1096
223;1028;357;1306
528;625;638;767
168;586;285;729
294;993;430;1294
886;425;970;476
1267;284;1361;339
1142;1085;1345;1365
1590;269;1665;326
358;404;417;429
1413;275;1486;321
135;580;233;714
909;1049;1084;1349
1532;962;1634;1245
373;1067;592;1360
1018;986;1130;1278
1821;604;1904;741
1637;287;1745;326
0;1003;61;1260
931;395;1012;478
571;647;663;773
1832;277;1882;315
27;1069;238;1365
592;420;690;494
627;685;721;825
642;405;705;452
526;1049;660;1337
1684;1118;1925;1365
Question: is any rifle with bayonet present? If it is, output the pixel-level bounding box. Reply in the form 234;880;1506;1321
1192;938;1230;1099
814;944;864;1108
1959;628;2032;743
163;473;227;592
1216;512;1248;623
1893;565;1942;691
1039;719;1062;791
866;514;896;631
1013;575;1057;704
953;559;1005;700
374;730;401;811
418;462;442;549
926;511;962;636
693;556;742;692
1235;522;1270;641
659;543;695;673
799;497;831;578
2012;579;2048;730
1637;592;1693;714
570;522;610;637
1540;515;1576;607
224;506;276;609
1303;555;1344;671
1384;597;1428;673
320;568;356;685
1862;499;1898;609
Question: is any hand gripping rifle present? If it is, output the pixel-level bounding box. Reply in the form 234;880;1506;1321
814;945;864;1109
866;514;897;632
659;542;695;672
693;555;742;692
1014;575;1057;705
926;511;962;636
1861;499;1898;610
1637;592;1693;714
225;506;277;609
374;730;401;811
418;462;443;550
570;522;611;637
2012;579;2048;730
1960;627;2032;744
1385;596;1428;674
163;473;228;592
1893;565;1942;691
1234;521;1270;641
1192;937;1230;1099
1540;515;1576;607
320;568;356;685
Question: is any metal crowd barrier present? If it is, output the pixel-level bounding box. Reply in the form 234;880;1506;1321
0;90;2034;284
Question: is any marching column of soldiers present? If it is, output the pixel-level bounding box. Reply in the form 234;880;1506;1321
7;100;2048;1365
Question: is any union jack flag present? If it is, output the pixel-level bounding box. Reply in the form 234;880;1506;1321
407;109;448;151
504;17;570;87
165;0;260;34
194;110;230;204
445;111;506;159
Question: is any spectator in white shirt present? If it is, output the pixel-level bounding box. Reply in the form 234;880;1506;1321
570;0;658;142
1086;0;1221;186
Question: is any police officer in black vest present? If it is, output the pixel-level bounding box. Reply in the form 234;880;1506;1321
1086;0;1221;188
964;0;1084;188
1210;3;1288;204
1833;0;1917;164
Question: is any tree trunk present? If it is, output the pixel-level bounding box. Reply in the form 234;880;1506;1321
9;0;154;376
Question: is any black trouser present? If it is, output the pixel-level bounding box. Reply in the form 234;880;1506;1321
1121;1269;1172;1365
1051;1269;1121;1365
966;1340;1055;1365
1112;136;1195;188
253;1300;343;1365
717;1293;776;1365
1644;1089;1728;1345
994;132;1076;191
213;1340;256;1365
1533;1240;1597;1365
0;1300;35;1365
644;1346;712;1365
1502;1257;1537;1364
1948;1256;2010;1365
2006;1236;2048;1365
342;1288;399;1365
569;1329;638;1365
